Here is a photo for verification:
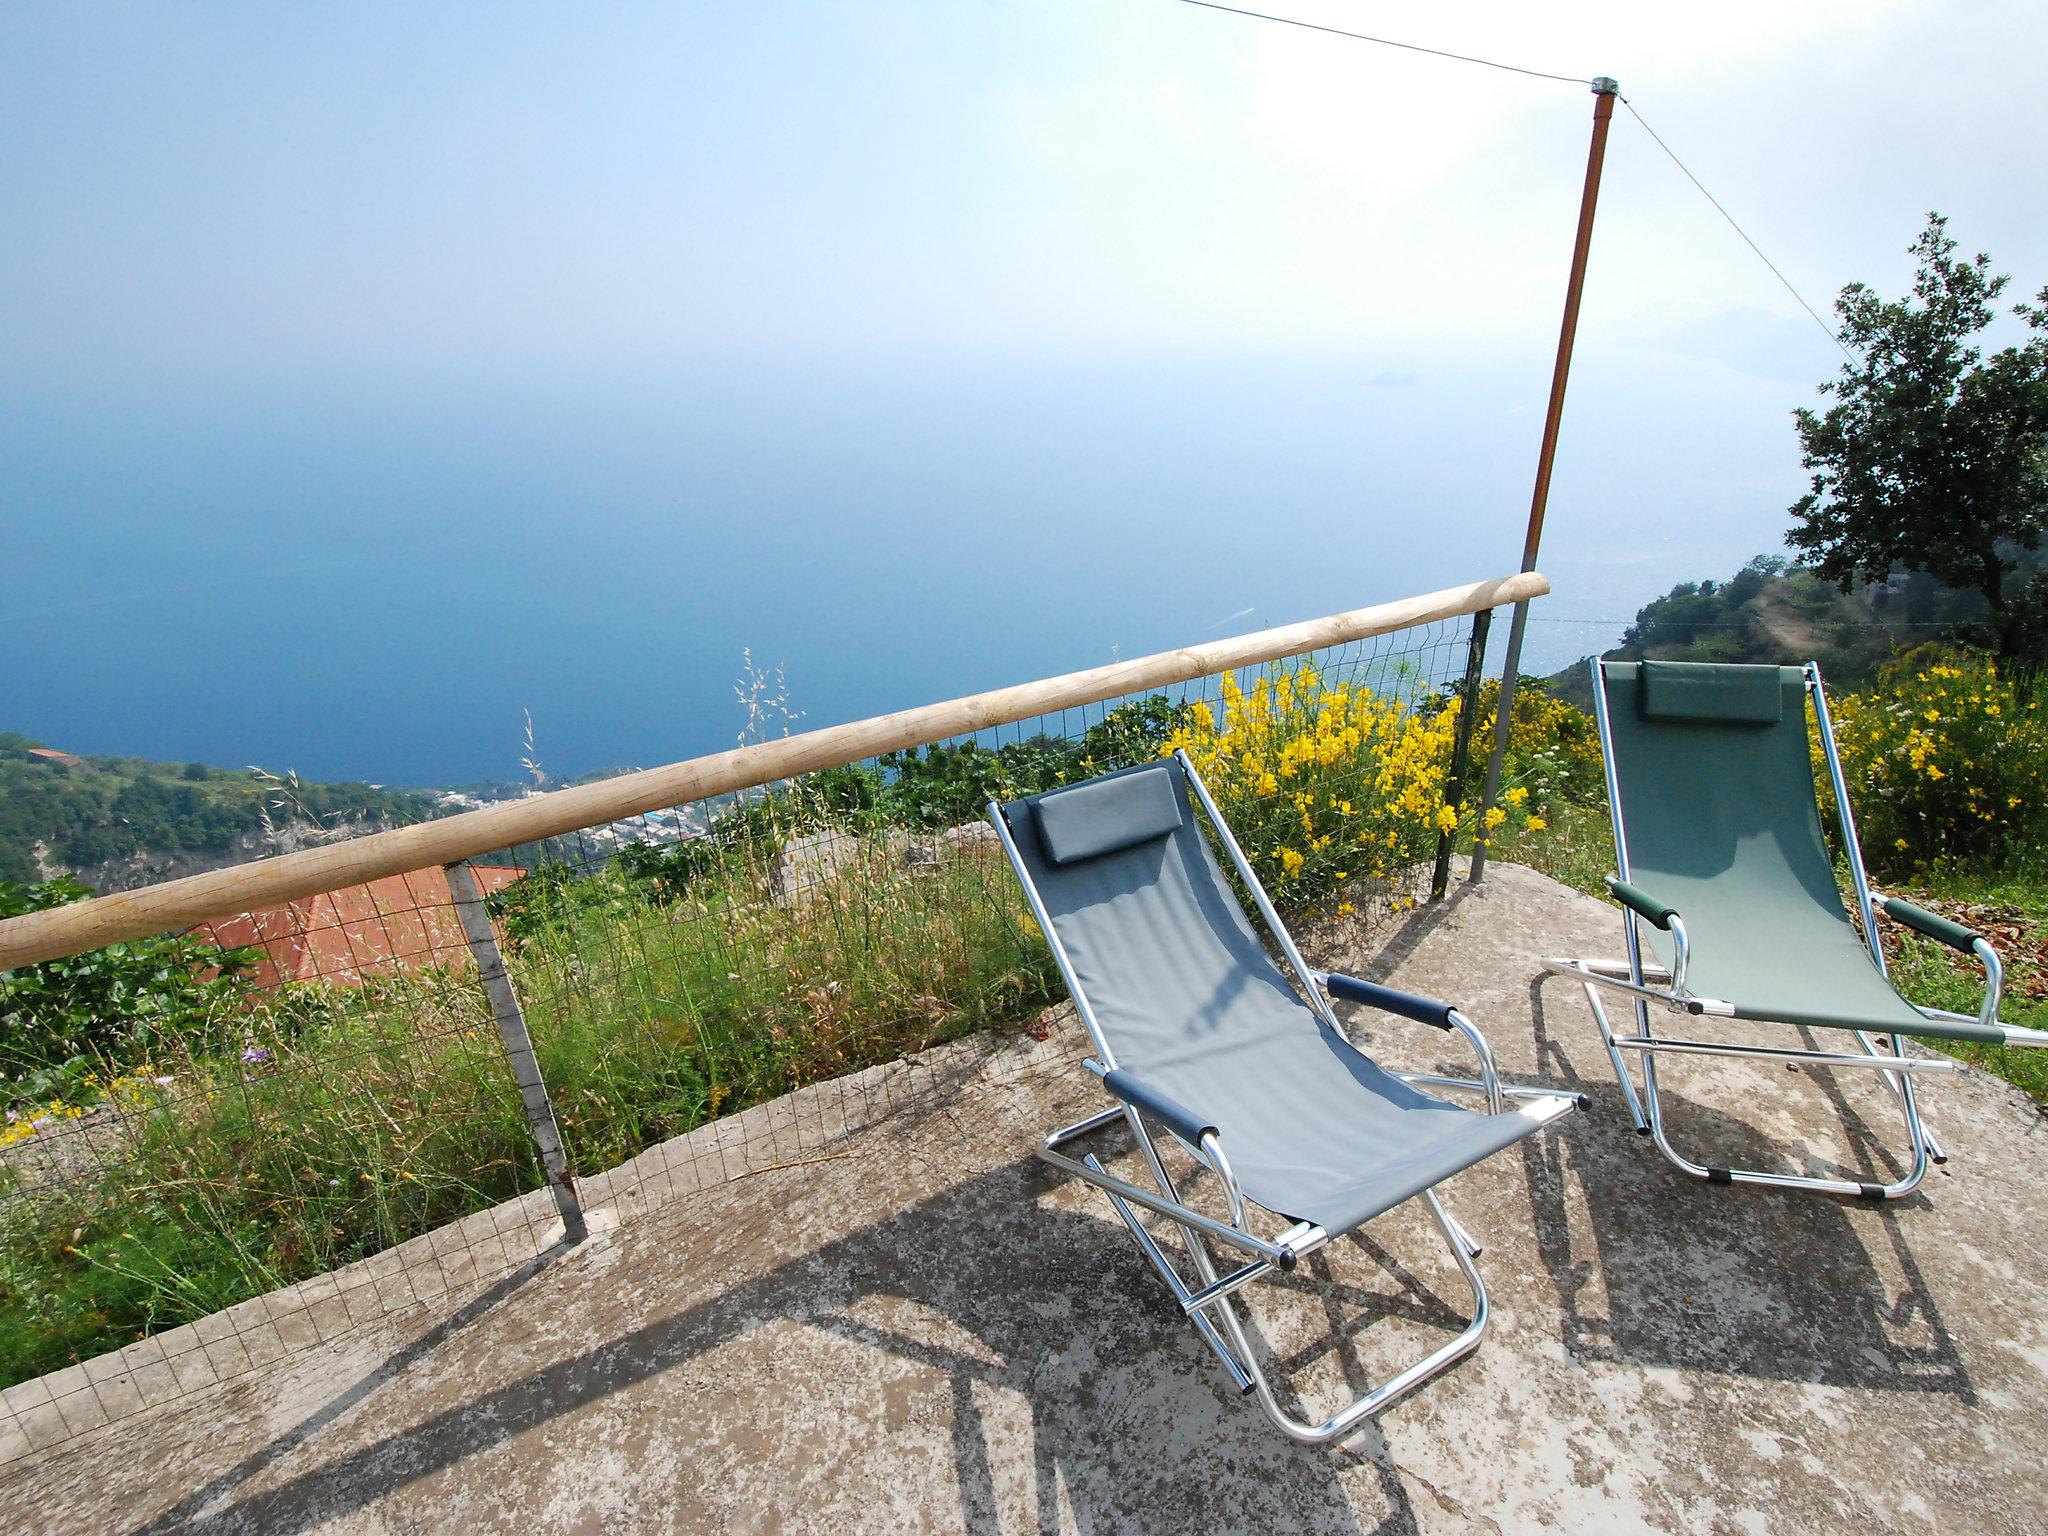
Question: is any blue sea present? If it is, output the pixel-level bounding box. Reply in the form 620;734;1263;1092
0;344;1806;787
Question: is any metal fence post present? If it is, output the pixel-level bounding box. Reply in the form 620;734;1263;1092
1430;607;1494;900
445;861;588;1244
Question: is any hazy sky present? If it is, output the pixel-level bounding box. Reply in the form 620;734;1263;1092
4;1;2046;781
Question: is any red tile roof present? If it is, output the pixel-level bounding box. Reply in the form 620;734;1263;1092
200;865;526;988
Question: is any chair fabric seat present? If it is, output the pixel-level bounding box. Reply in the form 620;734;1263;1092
1001;761;1555;1238
1137;993;1551;1237
1635;871;1982;1040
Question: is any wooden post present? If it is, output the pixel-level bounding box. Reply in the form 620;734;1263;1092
446;861;587;1245
1469;77;1619;884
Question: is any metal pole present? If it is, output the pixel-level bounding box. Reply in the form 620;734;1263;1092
1430;606;1493;899
446;861;588;1243
1469;75;1619;884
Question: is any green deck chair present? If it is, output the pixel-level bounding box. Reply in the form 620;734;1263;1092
1542;659;2048;1199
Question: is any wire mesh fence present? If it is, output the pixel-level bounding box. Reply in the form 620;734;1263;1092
0;610;1500;1462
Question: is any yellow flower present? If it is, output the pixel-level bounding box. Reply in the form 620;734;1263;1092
1526;816;1546;831
1336;902;1355;916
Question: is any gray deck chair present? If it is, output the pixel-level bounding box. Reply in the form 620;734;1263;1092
1543;659;2048;1200
989;751;1582;1445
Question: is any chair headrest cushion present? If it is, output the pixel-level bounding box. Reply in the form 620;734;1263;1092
1639;661;1785;724
1034;764;1186;865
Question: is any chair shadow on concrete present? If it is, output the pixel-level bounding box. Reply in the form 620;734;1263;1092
1520;968;1972;1401
130;1148;1441;1536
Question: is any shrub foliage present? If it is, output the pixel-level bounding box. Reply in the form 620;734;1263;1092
1817;651;2048;876
1161;663;1558;910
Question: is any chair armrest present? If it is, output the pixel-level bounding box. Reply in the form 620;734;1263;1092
1605;876;1677;931
1875;895;1980;954
1605;877;1692;996
1444;1009;1505;1114
1875;895;2003;1030
1100;1069;1217;1147
1323;972;1454;1029
1323;974;1504;1113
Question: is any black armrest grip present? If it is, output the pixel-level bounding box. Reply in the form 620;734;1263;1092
1606;877;1677;931
1325;972;1455;1029
1879;896;1980;954
1101;1070;1217;1146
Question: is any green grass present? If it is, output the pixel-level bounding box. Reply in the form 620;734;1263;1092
0;979;545;1384
517;843;1058;1169
0;838;1056;1387
1484;794;1614;899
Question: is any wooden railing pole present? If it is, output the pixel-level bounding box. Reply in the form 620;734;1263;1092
0;570;1547;969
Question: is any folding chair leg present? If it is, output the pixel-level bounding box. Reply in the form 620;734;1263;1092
1552;958;1945;1194
1579;981;1650;1134
1048;1111;1494;1441
1048;1107;1263;1391
1856;1030;1947;1165
1204;1190;1490;1447
1638;1044;1933;1200
1083;1153;1255;1394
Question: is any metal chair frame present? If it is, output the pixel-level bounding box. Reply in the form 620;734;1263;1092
992;750;1578;1444
1543;660;2047;1200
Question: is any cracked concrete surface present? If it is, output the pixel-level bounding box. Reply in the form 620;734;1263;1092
6;863;2046;1533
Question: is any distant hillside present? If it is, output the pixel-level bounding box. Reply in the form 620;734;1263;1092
1540;555;2007;710
0;734;445;891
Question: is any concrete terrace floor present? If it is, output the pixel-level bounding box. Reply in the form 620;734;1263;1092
8;863;2048;1534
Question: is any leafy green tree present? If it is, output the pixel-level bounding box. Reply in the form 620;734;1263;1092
879;743;1016;829
798;764;885;825
878;736;1083;829
1790;213;2048;631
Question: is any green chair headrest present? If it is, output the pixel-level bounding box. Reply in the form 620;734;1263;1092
1638;661;1785;725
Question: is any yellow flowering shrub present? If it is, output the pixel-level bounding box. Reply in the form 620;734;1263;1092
1462;677;1606;807
1161;663;1548;909
1817;651;2048;875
